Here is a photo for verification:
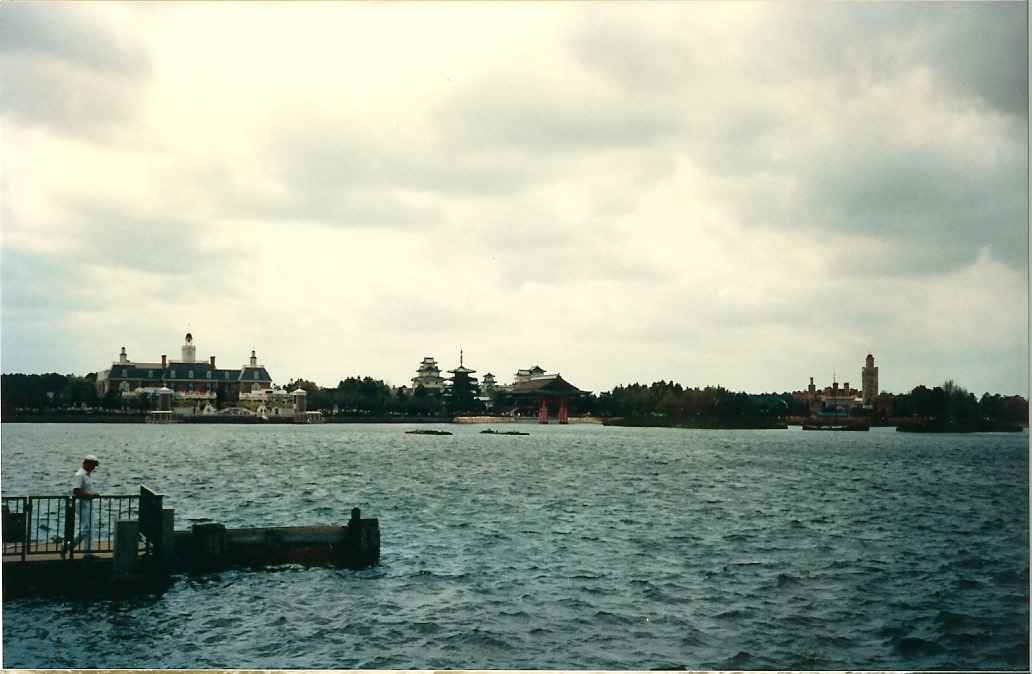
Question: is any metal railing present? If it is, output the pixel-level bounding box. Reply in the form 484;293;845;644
2;494;139;560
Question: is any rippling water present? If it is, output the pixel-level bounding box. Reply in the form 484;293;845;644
2;423;1028;669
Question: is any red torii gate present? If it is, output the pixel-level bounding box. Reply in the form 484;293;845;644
537;398;570;424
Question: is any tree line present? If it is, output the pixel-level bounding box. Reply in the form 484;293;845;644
1;371;1027;425
877;381;1027;425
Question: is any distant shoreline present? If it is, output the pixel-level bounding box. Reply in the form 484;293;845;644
2;414;1026;433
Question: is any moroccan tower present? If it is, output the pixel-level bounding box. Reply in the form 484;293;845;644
861;354;879;408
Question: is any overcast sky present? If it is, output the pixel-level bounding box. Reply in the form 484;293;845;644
1;2;1028;396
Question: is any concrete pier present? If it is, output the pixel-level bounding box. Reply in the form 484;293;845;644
2;500;380;597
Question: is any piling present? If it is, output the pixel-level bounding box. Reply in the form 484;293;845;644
112;520;139;579
159;508;175;571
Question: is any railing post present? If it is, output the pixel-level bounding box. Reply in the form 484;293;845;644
22;498;31;562
64;497;76;560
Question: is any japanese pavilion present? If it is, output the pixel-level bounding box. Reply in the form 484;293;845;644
509;368;589;424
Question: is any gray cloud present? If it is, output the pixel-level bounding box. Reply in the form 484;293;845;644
749;4;1027;118
716;139;1028;274
56;197;247;279
219;177;446;230
204;125;561;230
1;248;100;317
0;3;148;77
270;123;548;197
435;72;683;154
569;12;695;94
820;3;1029;119
0;3;150;135
807;146;1027;270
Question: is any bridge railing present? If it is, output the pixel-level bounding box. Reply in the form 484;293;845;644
2;494;140;560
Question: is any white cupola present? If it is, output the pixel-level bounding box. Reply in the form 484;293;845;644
181;332;196;363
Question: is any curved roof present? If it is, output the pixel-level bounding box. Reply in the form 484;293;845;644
510;374;588;397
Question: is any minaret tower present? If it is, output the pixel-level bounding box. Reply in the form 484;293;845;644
862;354;879;408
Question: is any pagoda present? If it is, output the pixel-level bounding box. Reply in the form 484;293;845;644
445;350;482;413
411;356;445;391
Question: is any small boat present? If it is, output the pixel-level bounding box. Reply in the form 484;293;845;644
405;429;453;435
480;428;530;436
802;424;869;431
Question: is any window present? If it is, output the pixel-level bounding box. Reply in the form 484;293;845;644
148;370;153;378
170;369;176;378
122;368;127;377
225;371;230;379
254;371;260;380
188;370;194;379
207;371;211;379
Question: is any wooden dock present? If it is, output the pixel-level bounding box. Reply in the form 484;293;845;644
2;488;379;597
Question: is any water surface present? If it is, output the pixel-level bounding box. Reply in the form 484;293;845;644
2;423;1028;669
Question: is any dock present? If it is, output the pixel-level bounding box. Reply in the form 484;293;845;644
2;487;379;597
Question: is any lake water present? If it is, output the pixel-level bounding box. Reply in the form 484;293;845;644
1;423;1028;669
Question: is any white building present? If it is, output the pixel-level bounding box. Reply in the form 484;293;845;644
411;356;446;391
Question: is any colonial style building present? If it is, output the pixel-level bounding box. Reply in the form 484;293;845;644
96;333;273;403
411;356;446;391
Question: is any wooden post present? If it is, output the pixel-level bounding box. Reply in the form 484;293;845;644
139;485;164;558
559;398;569;424
190;522;227;571
113;520;139;579
538;398;549;424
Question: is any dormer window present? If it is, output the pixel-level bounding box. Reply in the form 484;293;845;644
206;371;211;379
254;371;260;380
188;370;194;379
122;368;127;377
170;369;176;378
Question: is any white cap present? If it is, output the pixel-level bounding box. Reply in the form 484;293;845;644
84;454;99;463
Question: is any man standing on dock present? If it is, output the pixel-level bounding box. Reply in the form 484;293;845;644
61;454;100;559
